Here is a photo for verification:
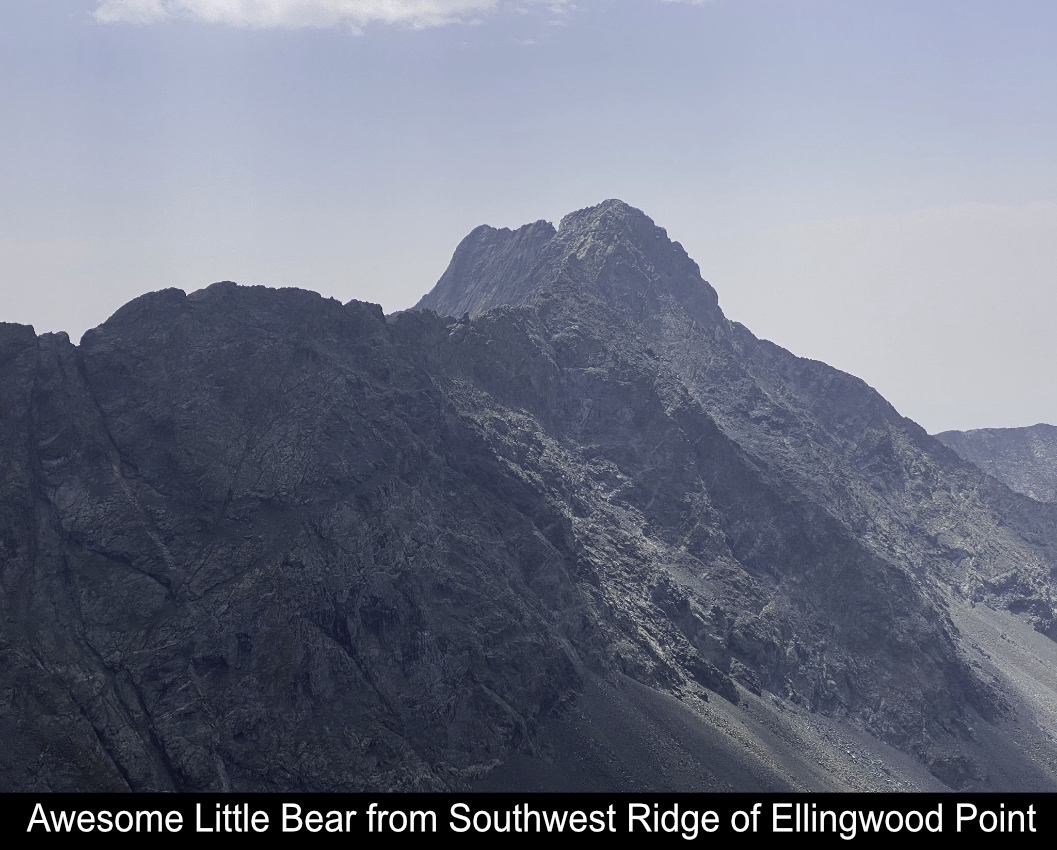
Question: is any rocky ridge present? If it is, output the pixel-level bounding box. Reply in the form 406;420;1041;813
2;201;1057;791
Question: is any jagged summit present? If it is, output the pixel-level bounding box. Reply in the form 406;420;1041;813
413;218;557;319
414;199;720;325
556;197;655;233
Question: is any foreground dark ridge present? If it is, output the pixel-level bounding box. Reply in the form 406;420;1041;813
3;201;1057;791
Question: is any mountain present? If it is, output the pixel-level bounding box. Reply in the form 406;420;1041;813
3;201;1057;792
936;424;1057;504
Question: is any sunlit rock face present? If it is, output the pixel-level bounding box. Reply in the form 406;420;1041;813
4;201;1057;792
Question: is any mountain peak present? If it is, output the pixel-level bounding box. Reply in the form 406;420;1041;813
11;199;1057;794
415;200;721;326
412;217;557;319
557;198;656;234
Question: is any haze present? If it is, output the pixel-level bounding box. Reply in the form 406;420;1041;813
2;0;1055;433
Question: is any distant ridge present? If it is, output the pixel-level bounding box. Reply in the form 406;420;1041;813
936;423;1057;503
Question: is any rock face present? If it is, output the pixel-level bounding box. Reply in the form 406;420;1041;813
4;201;1057;792
936;424;1057;504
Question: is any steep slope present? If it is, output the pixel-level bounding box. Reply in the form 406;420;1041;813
936;424;1057;504
3;202;1057;791
416;200;1057;786
419;201;1057;624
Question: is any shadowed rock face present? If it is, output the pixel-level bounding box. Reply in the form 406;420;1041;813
4;201;1057;792
936;424;1057;504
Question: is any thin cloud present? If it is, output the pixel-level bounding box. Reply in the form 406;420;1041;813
92;0;550;30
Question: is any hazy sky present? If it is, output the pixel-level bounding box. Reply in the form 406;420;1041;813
2;0;1055;433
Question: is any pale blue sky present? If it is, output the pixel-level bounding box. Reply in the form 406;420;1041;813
2;1;1056;432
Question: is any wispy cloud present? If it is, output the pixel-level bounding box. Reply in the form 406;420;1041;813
92;0;518;31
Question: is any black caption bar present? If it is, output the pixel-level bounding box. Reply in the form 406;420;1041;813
9;793;1054;846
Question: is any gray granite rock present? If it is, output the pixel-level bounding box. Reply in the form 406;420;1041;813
4;202;1057;791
